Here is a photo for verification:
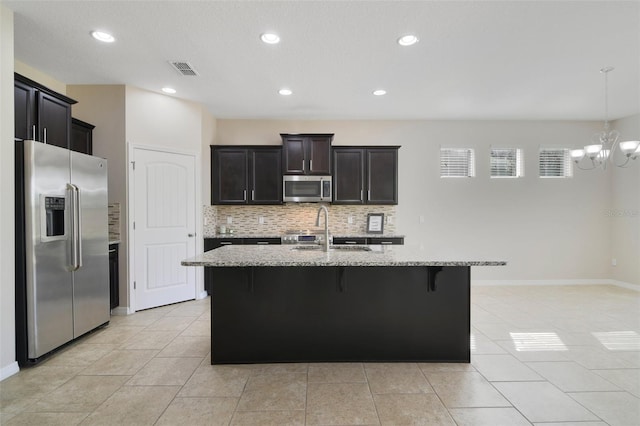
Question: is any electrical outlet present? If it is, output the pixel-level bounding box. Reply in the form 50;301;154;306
387;215;393;224
419;215;425;224
348;216;353;224
227;216;233;224
204;217;208;226
259;216;265;224
612;258;617;266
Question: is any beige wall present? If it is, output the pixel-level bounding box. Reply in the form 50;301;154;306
0;5;18;380
610;114;640;286
215;119;619;283
14;60;67;95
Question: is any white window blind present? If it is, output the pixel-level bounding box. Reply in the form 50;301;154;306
539;148;572;178
491;148;523;178
440;148;475;178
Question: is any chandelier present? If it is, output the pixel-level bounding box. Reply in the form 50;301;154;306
570;67;640;170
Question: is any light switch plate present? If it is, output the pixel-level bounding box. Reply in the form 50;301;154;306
227;216;233;224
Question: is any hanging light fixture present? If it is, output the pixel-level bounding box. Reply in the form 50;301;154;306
570;67;640;170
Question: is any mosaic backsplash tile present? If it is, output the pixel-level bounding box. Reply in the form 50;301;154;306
203;204;396;237
108;202;121;241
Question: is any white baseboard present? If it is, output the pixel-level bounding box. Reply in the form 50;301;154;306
197;291;209;300
0;361;20;381
110;306;133;316
472;279;639;291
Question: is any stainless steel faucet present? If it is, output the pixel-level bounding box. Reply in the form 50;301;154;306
315;205;330;252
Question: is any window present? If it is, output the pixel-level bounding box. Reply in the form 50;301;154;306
539;148;572;178
491;148;523;178
440;148;475;178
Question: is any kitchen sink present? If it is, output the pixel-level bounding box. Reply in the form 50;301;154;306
290;245;372;252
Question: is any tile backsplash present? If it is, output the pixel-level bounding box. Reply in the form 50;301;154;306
108;202;121;241
203;204;397;237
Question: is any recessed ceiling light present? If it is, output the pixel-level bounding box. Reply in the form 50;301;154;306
261;33;280;44
373;89;387;96
162;87;176;94
278;88;292;96
397;34;418;46
91;30;115;43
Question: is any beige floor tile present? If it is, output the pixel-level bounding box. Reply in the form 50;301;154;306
448;407;531;425
79;349;157;376
178;365;251;397
308;363;366;383
155;396;238;426
527;361;620;392
166;303;209;317
568;391;640;426
593;368;640;397
42;343;118;367
108;310;164;327
230;410;305;426
0;397;39;423
373;393;454;425
0;366;82;400
306;382;378;425
157;335;210;357
81;385;179;425
145;315;195;332
245;363;309;375
424;371;510;408
565;345;635;369
471;354;542;381
119;330;180;350
365;363;433;394
495;339;570;362
179;319;211;337
4;411;89;425
531;422;607;426
470;330;509;354
125;357;201;386
29;375;128;412
418;363;476;373
81;325;145;344
494;381;600;423
237;373;306;412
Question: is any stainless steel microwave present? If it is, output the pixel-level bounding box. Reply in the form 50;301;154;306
283;175;332;203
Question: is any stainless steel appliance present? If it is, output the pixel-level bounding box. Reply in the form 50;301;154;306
283;175;332;203
15;140;109;365
281;229;330;245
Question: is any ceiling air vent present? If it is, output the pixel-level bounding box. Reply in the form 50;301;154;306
168;61;199;76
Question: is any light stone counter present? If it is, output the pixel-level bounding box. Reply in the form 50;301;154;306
182;244;506;267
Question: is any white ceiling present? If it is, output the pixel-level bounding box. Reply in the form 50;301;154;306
5;0;639;121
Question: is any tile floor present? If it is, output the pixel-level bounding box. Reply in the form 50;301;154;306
1;284;639;425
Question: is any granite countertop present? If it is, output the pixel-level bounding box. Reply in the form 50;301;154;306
182;244;506;267
203;234;405;240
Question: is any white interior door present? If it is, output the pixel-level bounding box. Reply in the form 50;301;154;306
132;147;196;310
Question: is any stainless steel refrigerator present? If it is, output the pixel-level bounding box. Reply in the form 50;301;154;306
15;139;110;365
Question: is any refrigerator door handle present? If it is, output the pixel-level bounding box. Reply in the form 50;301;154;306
67;183;82;271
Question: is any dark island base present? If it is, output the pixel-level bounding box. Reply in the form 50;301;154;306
209;266;470;364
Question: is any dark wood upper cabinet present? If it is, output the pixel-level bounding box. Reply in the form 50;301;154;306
70;118;95;155
211;146;282;205
281;134;333;175
333;146;399;205
14;73;76;150
367;148;398;204
333;148;365;204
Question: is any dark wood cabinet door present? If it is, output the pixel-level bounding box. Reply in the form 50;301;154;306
307;136;332;174
37;92;71;149
70;118;94;155
250;148;282;204
14;80;36;141
212;148;248;204
109;244;119;309
367;148;398;204
282;136;306;174
333;148;365;204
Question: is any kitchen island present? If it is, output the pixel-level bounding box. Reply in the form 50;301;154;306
182;245;505;364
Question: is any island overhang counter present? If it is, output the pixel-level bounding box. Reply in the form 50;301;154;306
182;245;506;364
